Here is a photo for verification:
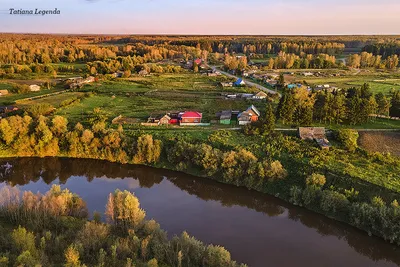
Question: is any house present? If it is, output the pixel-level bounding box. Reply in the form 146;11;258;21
0;106;19;115
0;90;8;96
226;94;237;99
194;58;202;65
240;93;254;99
158;114;171;125
253;91;268;99
113;71;124;78
237;105;260;125
29;85;41;92
179;111;202;123
238;111;253;125
219;110;232;125
82;76;95;84
298;127;330;149
234;78;245;86
67;77;83;82
266;79;277;87
246;105;260;120
167;112;180;124
221;82;233;87
139;69;149;76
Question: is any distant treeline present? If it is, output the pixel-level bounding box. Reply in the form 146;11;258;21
363;42;400;58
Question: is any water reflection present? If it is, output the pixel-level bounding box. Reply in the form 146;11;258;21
0;157;399;267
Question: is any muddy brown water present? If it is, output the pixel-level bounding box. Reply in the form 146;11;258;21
0;157;399;267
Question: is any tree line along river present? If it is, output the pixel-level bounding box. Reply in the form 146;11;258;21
0;157;399;267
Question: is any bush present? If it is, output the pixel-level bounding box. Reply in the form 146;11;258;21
10;83;30;94
337;129;359;152
306;173;326;187
320;190;350;215
26;103;54;118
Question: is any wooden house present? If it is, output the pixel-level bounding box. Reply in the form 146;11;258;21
158;114;171;125
238;105;260;125
298;127;330;149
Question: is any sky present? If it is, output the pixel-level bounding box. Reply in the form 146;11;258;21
0;0;399;35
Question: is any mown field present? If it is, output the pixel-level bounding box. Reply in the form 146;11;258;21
359;131;400;157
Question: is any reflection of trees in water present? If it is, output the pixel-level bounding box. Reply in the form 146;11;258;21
0;157;399;265
168;176;286;217
0;158;165;187
288;207;400;265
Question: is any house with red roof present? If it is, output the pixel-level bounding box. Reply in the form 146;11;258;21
179;111;202;124
194;58;202;65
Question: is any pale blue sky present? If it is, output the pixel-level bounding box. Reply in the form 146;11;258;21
0;0;399;34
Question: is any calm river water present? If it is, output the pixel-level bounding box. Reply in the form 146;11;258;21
0;157;399;267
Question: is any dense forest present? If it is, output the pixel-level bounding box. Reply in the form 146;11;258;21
1;34;400;73
276;84;400;126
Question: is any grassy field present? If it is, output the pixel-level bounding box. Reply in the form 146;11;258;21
17;92;85;108
303;71;400;95
0;83;11;90
53;73;262;124
0;87;67;105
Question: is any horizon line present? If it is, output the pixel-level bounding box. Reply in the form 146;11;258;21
1;31;400;37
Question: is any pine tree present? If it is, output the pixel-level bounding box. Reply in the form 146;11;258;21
277;90;295;125
261;103;275;134
376;93;391;116
332;93;346;124
277;73;285;88
390;89;400;117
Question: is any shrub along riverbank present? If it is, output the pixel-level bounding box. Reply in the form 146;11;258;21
0;114;400;246
0;185;245;266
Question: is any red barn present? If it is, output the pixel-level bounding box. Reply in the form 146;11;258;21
179;111;202;123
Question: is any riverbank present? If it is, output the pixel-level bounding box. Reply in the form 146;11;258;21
1;148;400;249
0;184;245;267
0;114;399;247
2;157;400;267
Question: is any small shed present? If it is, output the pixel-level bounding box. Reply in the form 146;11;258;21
29;85;41;92
0;90;9;96
253;91;268;99
221;82;233;87
219;110;232;125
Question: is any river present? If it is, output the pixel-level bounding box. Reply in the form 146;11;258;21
0;157;399;267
